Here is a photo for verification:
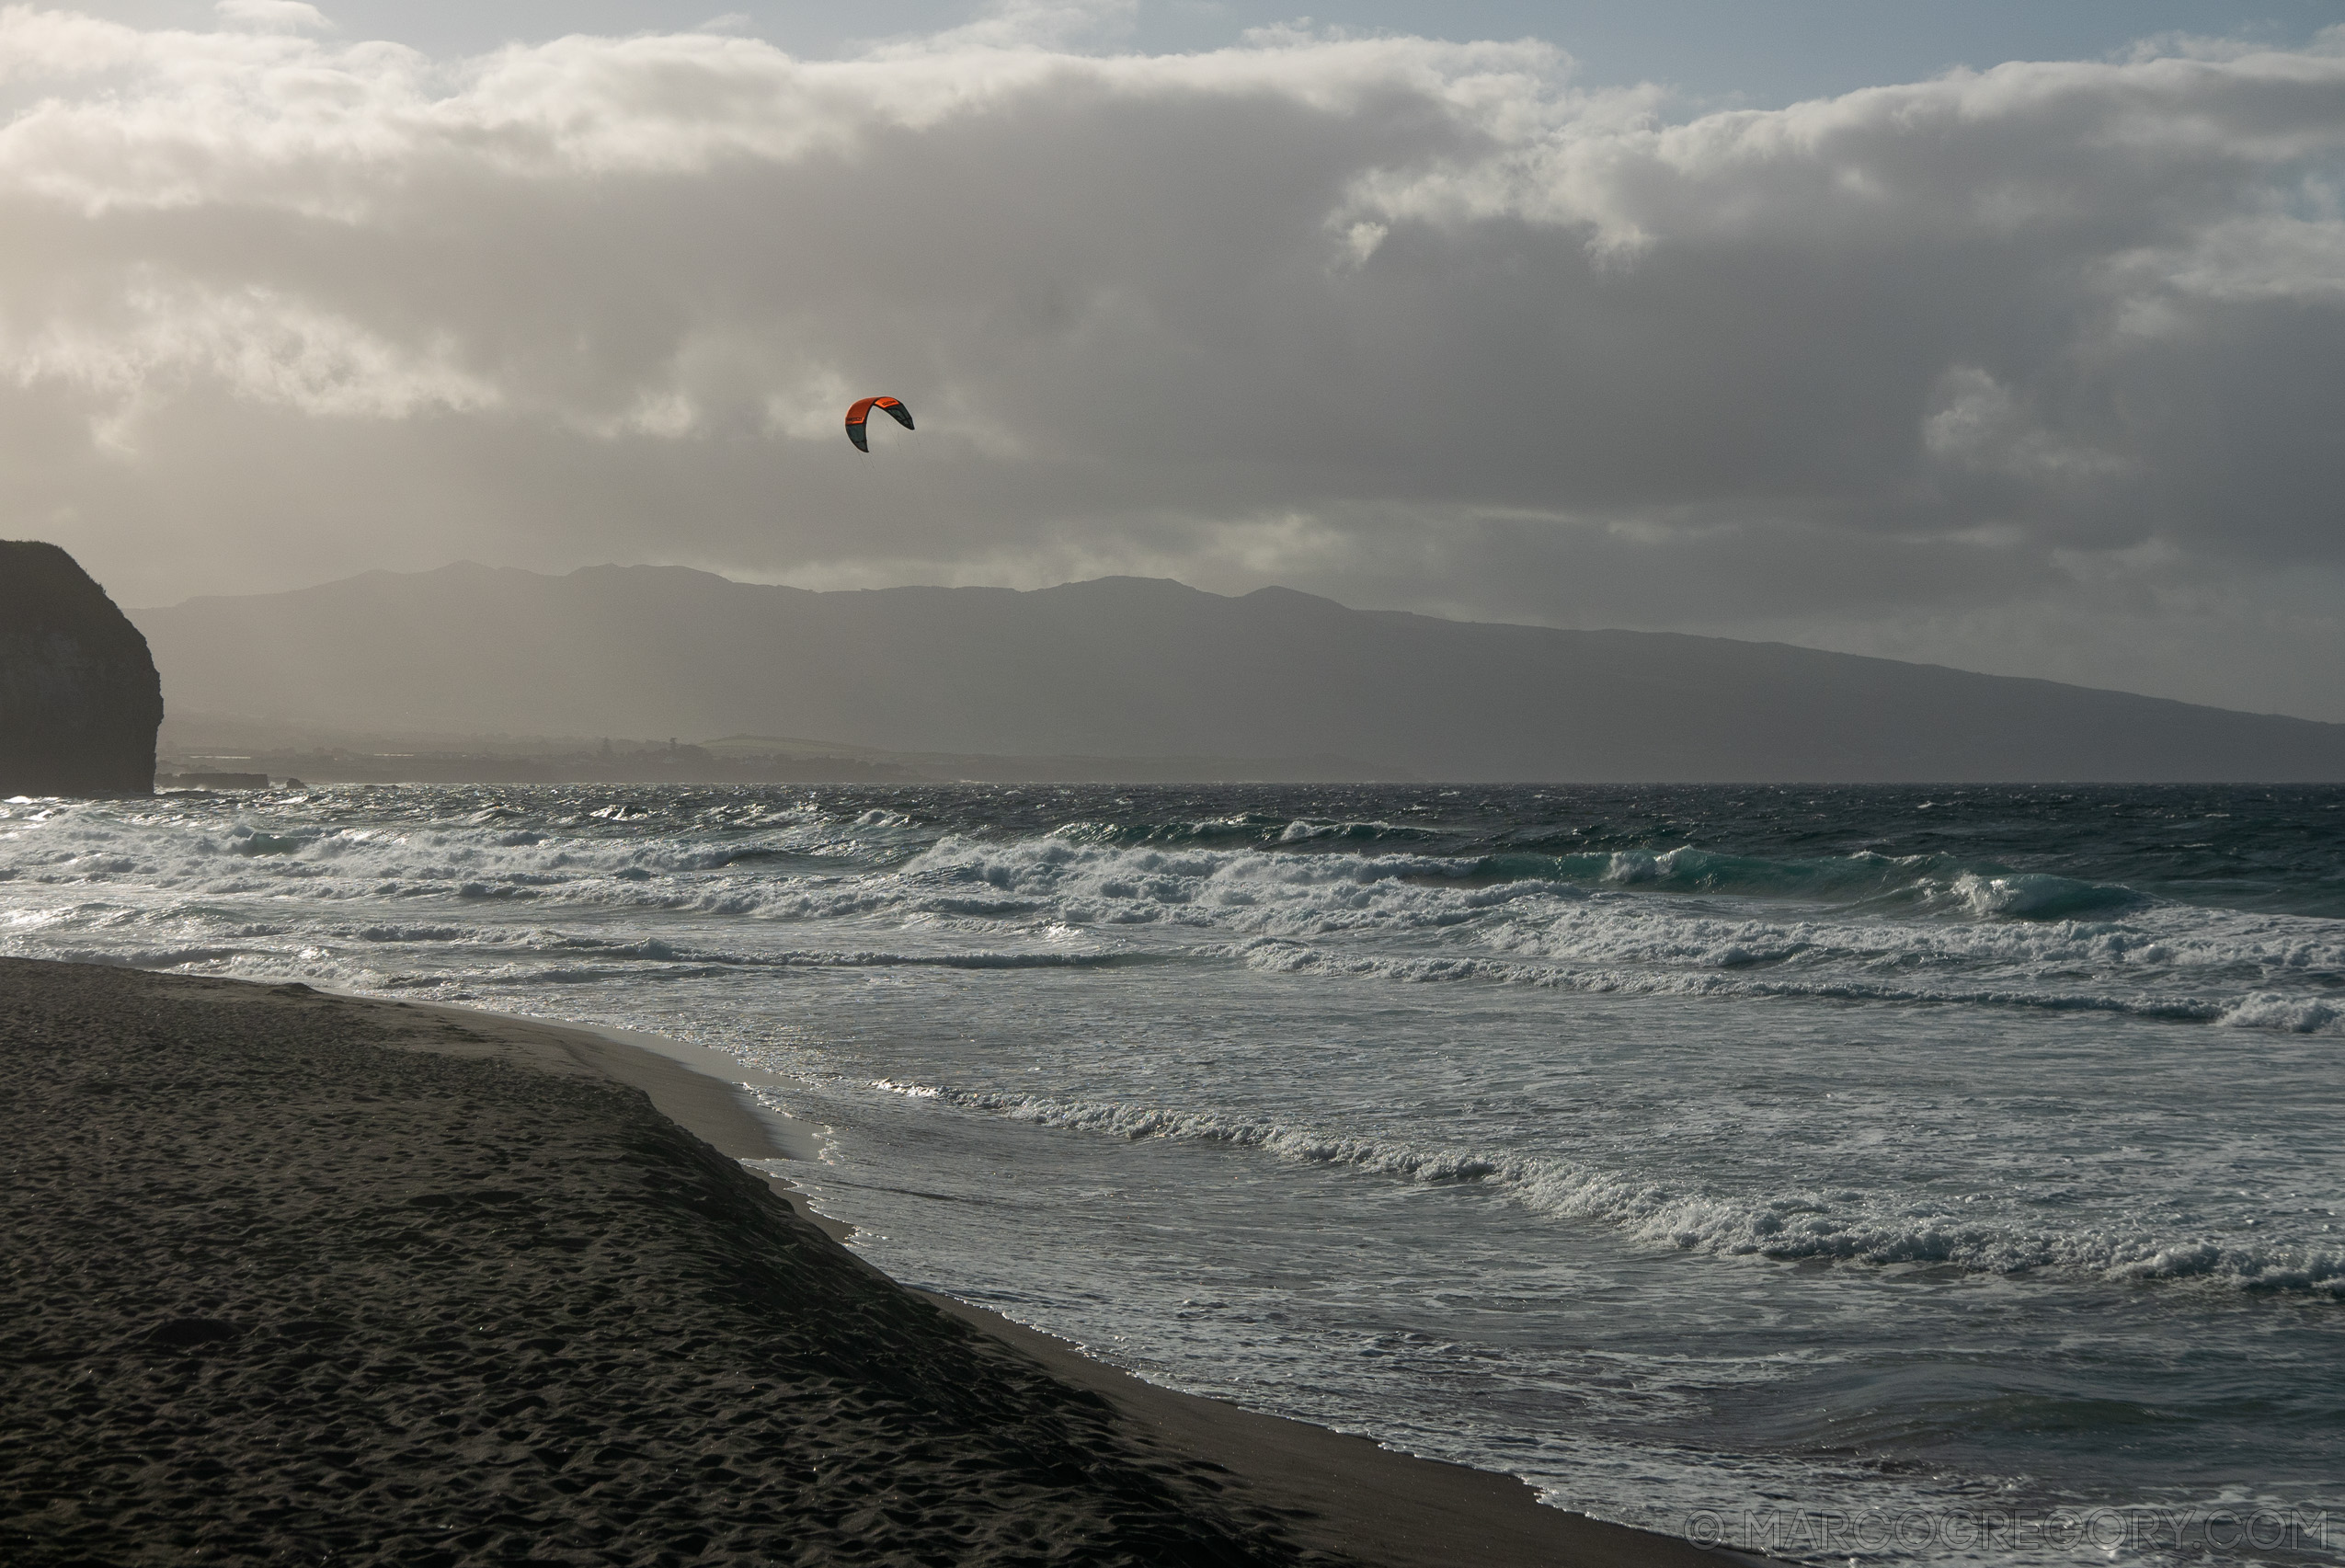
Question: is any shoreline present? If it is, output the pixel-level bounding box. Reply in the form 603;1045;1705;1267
393;991;1750;1568
4;957;1755;1567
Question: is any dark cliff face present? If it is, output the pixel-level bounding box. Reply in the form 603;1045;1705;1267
1;542;164;796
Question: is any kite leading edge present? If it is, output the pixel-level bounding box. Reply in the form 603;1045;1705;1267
845;396;914;452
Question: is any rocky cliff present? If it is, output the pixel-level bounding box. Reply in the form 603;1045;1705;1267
2;542;163;795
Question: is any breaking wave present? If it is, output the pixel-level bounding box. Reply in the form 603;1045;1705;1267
869;1080;2345;1296
4;797;2336;1033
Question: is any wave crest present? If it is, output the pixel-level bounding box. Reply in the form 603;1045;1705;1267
870;1080;2345;1296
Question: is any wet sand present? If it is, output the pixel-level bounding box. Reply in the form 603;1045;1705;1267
1;957;1746;1567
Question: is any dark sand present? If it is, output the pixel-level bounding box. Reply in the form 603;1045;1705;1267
1;958;1748;1567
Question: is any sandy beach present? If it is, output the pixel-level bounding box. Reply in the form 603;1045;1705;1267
2;956;1742;1567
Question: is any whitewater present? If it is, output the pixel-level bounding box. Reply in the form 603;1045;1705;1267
3;782;2339;1564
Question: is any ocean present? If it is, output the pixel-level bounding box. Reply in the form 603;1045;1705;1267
4;783;2339;1565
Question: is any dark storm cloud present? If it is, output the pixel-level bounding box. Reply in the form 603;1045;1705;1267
2;4;2340;713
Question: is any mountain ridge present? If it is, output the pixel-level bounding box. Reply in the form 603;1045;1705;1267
131;564;2345;782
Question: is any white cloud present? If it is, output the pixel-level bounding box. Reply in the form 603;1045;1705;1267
0;7;2340;714
6;280;498;450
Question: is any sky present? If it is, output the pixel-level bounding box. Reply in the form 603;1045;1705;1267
6;2;2345;721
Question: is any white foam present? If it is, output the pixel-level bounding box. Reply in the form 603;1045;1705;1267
2217;991;2343;1033
865;1078;2345;1296
5;802;2337;1037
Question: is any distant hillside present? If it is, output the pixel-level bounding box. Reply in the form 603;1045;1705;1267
131;565;2345;782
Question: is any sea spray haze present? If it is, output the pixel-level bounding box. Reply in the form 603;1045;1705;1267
3;783;2339;1564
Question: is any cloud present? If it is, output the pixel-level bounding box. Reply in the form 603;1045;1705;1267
9;279;498;446
879;0;1140;56
214;2;328;33
0;6;2340;715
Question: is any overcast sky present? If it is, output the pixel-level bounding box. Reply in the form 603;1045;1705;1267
6;2;2344;720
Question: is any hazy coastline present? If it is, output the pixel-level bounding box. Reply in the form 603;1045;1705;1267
133;568;2345;784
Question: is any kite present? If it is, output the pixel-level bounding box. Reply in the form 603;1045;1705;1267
845;396;914;452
